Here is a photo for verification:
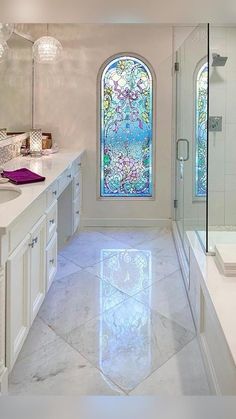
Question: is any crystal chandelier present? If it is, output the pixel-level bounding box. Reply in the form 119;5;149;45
0;42;9;63
33;34;62;63
0;23;14;42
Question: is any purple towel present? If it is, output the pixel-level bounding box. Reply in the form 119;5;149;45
2;168;45;185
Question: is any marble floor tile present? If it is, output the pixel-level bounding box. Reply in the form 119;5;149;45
55;254;82;281
130;338;211;395
85;227;168;248
9;336;124;395
136;230;179;259
18;317;58;362
133;270;195;332
65;299;194;392
60;230;131;268
86;248;179;297
39;269;128;336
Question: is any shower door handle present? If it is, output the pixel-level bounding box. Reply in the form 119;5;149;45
176;139;189;161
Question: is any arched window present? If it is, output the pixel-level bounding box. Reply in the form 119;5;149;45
99;55;154;198
195;61;208;198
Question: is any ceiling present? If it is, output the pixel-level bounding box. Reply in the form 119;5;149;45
1;0;236;24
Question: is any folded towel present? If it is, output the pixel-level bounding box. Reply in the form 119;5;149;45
2;168;45;185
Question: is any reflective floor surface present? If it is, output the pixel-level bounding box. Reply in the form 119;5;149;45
9;227;211;395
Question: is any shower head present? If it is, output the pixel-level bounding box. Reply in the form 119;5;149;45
212;53;228;67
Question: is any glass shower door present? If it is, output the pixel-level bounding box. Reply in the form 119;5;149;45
175;24;208;258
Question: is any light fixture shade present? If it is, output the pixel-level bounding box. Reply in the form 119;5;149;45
0;42;9;63
0;128;7;141
33;36;62;63
30;129;42;156
0;23;14;42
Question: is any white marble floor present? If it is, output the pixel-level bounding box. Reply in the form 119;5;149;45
9;227;211;395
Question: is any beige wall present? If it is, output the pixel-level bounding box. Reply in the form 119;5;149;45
34;24;173;226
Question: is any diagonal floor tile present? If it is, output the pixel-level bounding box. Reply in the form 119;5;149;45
60;231;132;268
86;248;179;296
85;227;168;248
9;336;124;395
136;230;179;259
17;317;58;362
39;270;128;336
65;299;194;392
133;270;195;332
55;254;82;281
130;338;211;395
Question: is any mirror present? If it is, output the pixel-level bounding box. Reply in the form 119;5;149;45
0;31;33;139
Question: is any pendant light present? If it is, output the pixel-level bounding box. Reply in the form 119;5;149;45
33;24;62;63
0;23;14;42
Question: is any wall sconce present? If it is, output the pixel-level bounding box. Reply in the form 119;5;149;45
0;128;7;141
30;129;42;157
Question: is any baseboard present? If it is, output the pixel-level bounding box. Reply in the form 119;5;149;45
82;218;171;228
198;334;220;395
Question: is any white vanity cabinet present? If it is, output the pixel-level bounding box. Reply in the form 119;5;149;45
0;150;84;390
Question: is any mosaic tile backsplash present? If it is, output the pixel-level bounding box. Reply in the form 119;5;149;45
0;139;23;165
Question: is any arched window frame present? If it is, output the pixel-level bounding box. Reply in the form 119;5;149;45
193;57;208;200
97;53;156;200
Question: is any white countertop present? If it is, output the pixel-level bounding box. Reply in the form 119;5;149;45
0;149;84;233
187;231;236;367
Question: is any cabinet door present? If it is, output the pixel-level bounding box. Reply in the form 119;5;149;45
29;215;46;323
0;268;6;376
46;232;57;292
6;235;30;370
72;196;80;234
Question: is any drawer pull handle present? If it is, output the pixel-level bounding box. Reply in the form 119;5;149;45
67;174;72;179
49;219;55;225
52;190;57;196
76;210;80;215
29;237;38;248
49;258;54;264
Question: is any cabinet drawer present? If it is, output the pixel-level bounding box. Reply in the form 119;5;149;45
46;233;57;292
46;200;57;244
73;197;80;234
73;172;81;200
46;180;58;208
58;167;72;196
8;194;46;255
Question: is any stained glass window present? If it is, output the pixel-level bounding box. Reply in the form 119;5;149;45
100;56;153;197
195;62;208;197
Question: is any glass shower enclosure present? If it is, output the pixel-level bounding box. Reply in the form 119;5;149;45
175;23;236;258
175;24;209;258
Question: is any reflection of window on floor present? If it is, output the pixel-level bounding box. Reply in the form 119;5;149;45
99;249;152;382
195;61;208;198
100;55;154;198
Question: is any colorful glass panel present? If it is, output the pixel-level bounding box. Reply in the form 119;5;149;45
100;56;153;197
195;62;208;197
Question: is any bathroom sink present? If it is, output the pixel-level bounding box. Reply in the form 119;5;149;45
0;186;21;204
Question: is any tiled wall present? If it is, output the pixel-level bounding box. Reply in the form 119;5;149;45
209;27;236;227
